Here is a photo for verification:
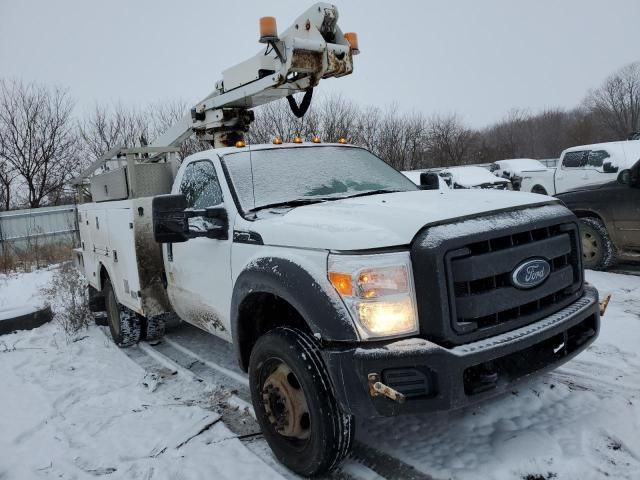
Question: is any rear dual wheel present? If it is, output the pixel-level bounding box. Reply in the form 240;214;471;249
103;279;166;346
104;279;141;347
249;327;354;476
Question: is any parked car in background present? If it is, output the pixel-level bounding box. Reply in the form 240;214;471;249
490;159;549;190
556;159;640;270
520;140;640;196
402;170;450;189
440;166;512;189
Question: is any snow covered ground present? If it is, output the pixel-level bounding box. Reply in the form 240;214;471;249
0;268;54;320
0;267;639;479
0;270;284;479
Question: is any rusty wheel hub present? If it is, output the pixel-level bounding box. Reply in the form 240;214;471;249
262;363;310;440
582;231;599;259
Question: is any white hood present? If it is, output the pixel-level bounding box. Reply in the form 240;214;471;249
249;190;557;251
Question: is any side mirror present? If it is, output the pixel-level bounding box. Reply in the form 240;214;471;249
511;175;522;191
618;169;632;186
152;194;229;243
602;161;619;173
153;194;189;243
419;172;440;190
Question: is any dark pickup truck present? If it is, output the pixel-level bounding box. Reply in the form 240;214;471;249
556;160;640;270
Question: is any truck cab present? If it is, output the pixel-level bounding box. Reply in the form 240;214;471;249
556;159;640;270
520;140;640;195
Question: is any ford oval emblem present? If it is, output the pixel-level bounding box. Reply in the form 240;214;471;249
511;258;551;289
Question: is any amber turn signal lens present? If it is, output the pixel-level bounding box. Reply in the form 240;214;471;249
235;140;246;148
329;272;353;297
259;16;278;43
272;137;283;145
292;136;303;144
338;137;348;144
344;32;360;54
311;136;321;143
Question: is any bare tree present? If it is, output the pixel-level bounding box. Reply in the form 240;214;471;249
316;93;358;143
0;159;18;210
0;79;79;208
585;61;640;139
149;99;210;160
249;93;321;144
77;102;150;163
426;114;476;166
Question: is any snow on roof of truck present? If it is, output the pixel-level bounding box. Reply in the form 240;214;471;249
562;139;640;169
197;142;360;159
493;159;547;172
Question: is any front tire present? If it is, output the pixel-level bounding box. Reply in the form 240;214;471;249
531;185;548;195
249;327;354;476
580;217;616;270
103;279;141;347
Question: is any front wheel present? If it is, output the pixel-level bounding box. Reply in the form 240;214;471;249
531;185;548;195
580;217;616;270
249;327;354;476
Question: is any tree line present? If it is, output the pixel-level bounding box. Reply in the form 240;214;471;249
1;61;639;210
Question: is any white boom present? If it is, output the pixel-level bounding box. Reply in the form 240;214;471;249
74;3;357;187
152;2;357;149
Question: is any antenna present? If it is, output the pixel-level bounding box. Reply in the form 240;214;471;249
249;140;256;211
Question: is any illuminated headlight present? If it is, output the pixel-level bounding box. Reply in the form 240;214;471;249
328;252;419;340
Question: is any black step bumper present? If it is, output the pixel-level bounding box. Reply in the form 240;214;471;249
322;285;600;418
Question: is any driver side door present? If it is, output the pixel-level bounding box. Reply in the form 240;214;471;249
555;150;589;193
165;159;234;340
611;179;640;249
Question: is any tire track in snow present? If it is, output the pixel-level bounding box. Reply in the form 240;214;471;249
127;328;434;480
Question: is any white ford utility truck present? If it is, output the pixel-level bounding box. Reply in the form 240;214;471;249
73;4;600;476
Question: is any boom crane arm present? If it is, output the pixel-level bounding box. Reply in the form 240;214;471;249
152;2;358;149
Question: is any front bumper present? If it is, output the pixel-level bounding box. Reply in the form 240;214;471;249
322;285;600;418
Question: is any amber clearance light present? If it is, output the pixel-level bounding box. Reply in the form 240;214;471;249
329;272;353;297
259;16;278;43
344;32;360;55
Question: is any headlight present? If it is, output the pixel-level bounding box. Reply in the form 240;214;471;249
328;252;419;340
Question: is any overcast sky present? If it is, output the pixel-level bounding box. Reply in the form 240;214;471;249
1;0;639;128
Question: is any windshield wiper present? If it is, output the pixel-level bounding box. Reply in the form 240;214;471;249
341;188;401;199
249;198;330;212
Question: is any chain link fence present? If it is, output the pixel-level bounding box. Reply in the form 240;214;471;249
0;205;78;272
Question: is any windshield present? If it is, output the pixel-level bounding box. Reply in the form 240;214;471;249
222;146;418;212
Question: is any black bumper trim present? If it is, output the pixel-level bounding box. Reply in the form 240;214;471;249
322;286;600;418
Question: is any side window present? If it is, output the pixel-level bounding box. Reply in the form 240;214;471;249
587;150;610;169
562;150;588;169
180;161;223;209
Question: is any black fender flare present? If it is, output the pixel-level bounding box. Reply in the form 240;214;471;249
571;208;605;222
231;257;358;368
